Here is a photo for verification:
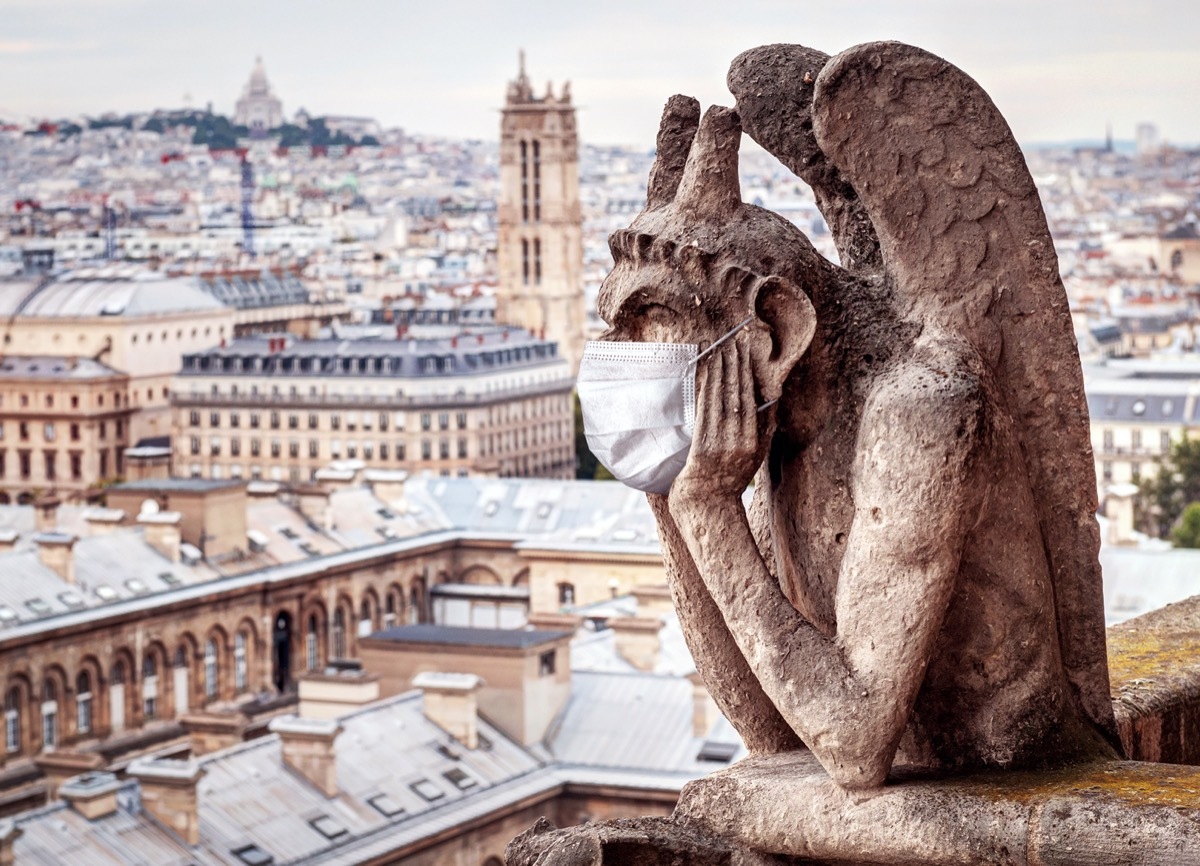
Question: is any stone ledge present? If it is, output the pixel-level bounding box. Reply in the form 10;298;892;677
674;751;1200;865
1108;594;1200;764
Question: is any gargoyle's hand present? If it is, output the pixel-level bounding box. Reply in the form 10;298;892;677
673;334;769;502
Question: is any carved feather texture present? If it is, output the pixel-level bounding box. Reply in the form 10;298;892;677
808;41;1115;743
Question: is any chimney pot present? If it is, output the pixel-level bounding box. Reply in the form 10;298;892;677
34;532;77;583
0;819;20;866
83;507;125;536
0;530;18;553
128;758;205;846
413;672;483;749
608;616;662;672
269;716;342;797
139;510;182;563
59;771;121;820
33;494;60;534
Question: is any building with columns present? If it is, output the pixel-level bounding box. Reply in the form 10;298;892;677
496;53;586;372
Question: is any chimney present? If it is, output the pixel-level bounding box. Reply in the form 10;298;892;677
0;530;17;553
33;494;60;533
84;507;125;536
139;510;182;563
34;532;76;583
128;758;205;846
631;585;675;620
294;483;333;530
413;672;482;749
59;771;121;820
269;716;341;797
363;469;407;507
1105;483;1140;546
687;672;719;738
525;611;583;633
0;820;20;866
608;616;662;672
298;668;380;720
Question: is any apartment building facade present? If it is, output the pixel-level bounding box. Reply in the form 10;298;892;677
170;330;575;483
0;356;133;503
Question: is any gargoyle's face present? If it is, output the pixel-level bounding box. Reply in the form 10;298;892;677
596;257;738;352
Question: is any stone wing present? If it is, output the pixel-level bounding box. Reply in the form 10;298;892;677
811;40;1117;745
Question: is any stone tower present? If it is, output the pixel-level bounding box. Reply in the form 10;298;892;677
497;52;585;372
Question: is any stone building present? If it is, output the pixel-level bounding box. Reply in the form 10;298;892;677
0;357;133;503
496;53;586;372
170;330;575;483
234;57;284;133
0;473;669;813
0;620;726;864
0;268;346;451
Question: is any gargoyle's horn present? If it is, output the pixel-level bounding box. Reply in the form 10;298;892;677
646;95;701;210
674;105;743;217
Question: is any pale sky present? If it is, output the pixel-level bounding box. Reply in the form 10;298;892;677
1;0;1197;147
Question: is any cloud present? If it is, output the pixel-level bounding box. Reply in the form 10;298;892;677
0;41;49;55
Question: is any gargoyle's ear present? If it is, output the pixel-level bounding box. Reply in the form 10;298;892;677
751;275;816;400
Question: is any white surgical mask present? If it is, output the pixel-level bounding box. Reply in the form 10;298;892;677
577;316;773;494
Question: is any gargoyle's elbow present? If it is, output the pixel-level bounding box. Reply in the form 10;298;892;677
827;757;890;790
816;737;895;790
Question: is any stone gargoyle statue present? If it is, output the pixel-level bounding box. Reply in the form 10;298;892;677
512;40;1121;865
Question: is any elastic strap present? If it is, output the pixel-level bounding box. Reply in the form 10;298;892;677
685;316;754;369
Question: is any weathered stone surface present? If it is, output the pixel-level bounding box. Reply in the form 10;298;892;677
1109;595;1200;764
675;752;1200;864
505;815;798;866
592;39;1117;791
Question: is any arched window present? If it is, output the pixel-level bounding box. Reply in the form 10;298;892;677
204;640;219;700
557;582;576;607
305;615;319;672
110;660;127;733
384;592;396;628
75;672;93;735
142;655;159;719
5;688;22;753
358;598;373;638
173;646;191;715
332;608;347;660
234;632;248;693
408;586;422;625
41;680;58;750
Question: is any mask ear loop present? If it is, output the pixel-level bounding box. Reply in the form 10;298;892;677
684;315;754;370
682;315;778;413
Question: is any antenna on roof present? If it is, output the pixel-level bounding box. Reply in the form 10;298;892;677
241;157;256;260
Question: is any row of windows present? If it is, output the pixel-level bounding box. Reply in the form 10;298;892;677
0;387;167;411
3;588;423;756
187;410;472;432
0;420;120;443
190;436;472;461
4;633;248;755
130;325;224;346
1099;428;1172;453
0;448;114;482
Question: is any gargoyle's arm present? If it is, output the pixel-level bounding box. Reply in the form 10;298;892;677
669;336;985;788
647;493;804;754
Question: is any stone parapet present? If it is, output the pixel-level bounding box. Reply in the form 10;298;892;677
1108;594;1200;764
674;751;1200;865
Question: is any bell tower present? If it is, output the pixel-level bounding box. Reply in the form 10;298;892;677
497;52;585;372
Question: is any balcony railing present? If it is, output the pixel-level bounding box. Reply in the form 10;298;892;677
172;379;575;410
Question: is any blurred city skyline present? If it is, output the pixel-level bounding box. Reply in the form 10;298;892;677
1;0;1198;147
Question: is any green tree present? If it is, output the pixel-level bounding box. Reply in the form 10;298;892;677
573;392;613;480
1139;437;1200;539
1172;502;1200;548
